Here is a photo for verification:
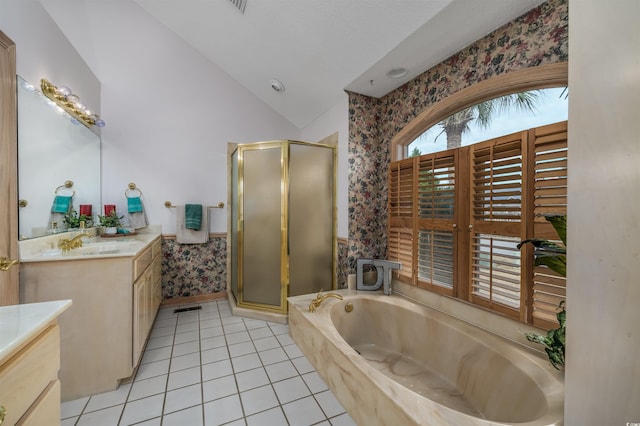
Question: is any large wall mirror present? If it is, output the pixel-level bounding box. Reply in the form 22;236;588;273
17;76;101;240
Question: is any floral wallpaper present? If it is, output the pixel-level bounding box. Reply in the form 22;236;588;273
162;236;227;299
160;0;568;301
347;0;568;270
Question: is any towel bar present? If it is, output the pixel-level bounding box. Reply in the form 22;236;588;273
54;180;75;196
164;201;225;209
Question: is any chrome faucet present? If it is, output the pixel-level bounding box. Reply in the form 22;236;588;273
308;292;343;312
59;232;89;253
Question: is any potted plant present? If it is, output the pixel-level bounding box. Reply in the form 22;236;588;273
98;211;123;235
517;214;566;370
63;209;93;229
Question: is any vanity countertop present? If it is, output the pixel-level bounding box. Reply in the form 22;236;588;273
0;300;72;361
19;226;161;262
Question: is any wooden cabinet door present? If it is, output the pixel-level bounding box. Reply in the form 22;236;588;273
0;30;19;306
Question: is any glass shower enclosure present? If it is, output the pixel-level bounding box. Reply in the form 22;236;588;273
229;140;336;314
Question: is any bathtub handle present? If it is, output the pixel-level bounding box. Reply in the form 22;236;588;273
308;292;343;312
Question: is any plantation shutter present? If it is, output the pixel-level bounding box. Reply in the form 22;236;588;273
388;159;414;282
530;122;568;328
416;152;456;293
470;133;527;319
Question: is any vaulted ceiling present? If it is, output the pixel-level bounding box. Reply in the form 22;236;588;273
47;0;545;128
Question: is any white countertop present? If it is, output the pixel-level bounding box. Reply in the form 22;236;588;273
0;300;72;360
19;228;161;262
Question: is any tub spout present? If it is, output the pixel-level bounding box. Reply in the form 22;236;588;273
308;292;343;312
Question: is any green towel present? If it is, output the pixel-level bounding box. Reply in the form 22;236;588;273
128;197;143;213
185;204;202;230
51;195;72;213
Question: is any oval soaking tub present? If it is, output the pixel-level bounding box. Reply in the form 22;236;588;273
288;292;564;426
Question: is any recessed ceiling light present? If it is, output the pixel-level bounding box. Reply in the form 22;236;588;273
386;68;408;79
270;79;285;93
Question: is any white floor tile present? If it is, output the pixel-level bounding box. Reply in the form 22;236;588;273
225;330;251;344
84;383;131;413
248;327;273;340
76;404;123;426
231;353;262;373
315;389;346;418
202;375;238;402
61;308;349;426
269;324;289;335
170;351;201;372
329;412;357;426
283;343;304;359
163;405;204;426
61;416;78;426
135;358;170;381
61;397;89;419
174;330;199;344
264;360;299;383
164;383;202;415
292;356;315;374
200;318;222;329
240;384;279;416
229;341;256;358
202;359;234;381
302;371;329;394
204;394;244;426
276;333;294;346
141;345;173;364
167;366;201;391
200;326;225;339
146;334;174;350
120;394;164;425
252;336;280;351
272;376;311;404
235;367;270;392
129;374;167;401
282;396;326;426
258;347;288;365
201;346;230;364
172;340;200;357
245;406;287;426
176;320;200;333
201;335;227;350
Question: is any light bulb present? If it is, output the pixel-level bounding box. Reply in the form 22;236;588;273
95;119;106;128
57;86;71;97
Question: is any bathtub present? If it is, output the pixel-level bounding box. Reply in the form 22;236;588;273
288;291;564;426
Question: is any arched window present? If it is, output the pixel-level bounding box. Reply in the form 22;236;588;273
388;63;568;328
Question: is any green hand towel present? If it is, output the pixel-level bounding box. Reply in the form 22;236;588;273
185;204;202;230
51;195;72;213
128;197;143;213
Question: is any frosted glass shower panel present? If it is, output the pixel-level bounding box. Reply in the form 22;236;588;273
289;143;335;296
241;146;283;307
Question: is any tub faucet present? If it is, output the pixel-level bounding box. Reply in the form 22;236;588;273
308;292;343;312
59;232;89;253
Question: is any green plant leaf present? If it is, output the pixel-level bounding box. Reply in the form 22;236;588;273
545;214;567;246
534;254;566;276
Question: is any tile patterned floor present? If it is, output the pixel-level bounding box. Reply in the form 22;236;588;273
61;300;356;426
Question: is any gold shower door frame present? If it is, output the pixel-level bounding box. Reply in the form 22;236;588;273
233;140;336;314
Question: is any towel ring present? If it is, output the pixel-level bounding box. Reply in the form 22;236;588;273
54;180;76;197
125;182;143;198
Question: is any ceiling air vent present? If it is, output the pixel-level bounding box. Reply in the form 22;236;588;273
229;0;247;14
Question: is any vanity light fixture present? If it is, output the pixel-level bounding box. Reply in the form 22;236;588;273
40;79;105;129
386;67;409;79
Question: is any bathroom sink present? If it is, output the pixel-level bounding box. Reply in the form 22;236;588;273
23;240;145;260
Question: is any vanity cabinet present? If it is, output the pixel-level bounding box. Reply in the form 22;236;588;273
0;300;70;426
19;234;162;401
133;238;162;365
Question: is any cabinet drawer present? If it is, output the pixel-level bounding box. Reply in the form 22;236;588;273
17;380;61;426
133;246;153;280
0;325;59;425
151;238;162;259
